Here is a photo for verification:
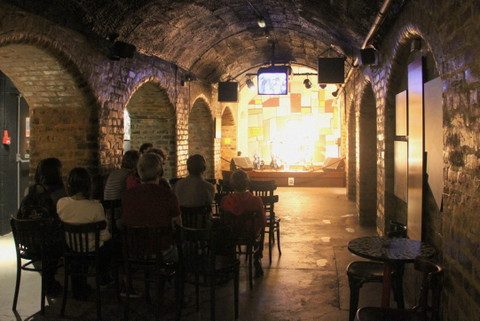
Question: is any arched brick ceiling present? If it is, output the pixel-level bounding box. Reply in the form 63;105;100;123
5;0;402;82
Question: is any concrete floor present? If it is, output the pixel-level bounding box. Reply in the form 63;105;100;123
0;187;385;321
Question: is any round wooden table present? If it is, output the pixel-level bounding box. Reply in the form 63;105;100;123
348;236;435;307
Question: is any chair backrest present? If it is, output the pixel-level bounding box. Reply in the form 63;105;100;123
387;220;407;238
180;206;211;228
10;217;51;260
413;259;443;321
62;221;106;254
101;199;121;235
123;226;171;264
220;210;262;243
176;224;235;274
259;195;279;214
249;180;277;197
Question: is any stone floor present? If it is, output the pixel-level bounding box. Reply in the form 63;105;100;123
0;187;386;321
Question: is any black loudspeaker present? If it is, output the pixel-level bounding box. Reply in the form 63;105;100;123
108;41;136;60
318;58;345;84
360;48;377;65
218;82;238;102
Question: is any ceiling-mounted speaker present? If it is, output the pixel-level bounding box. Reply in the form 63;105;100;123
218;82;238;102
318;57;345;84
360;48;378;65
108;41;136;60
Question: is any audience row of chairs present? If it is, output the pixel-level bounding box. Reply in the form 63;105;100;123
11;179;283;321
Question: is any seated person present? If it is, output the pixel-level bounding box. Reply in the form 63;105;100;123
147;148;171;189
57;167;112;299
122;153;181;261
17;157;66;296
104;150;139;201
139;142;153;155
220;169;266;276
174;154;215;207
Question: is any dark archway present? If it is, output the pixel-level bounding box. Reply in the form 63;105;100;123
221;107;236;170
125;82;177;179
188;98;214;179
358;84;377;226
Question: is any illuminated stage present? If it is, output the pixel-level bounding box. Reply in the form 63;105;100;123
223;167;345;187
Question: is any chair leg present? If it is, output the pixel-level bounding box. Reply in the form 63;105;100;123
195;272;200;311
276;222;281;255
145;270;151;304
95;272;102;321
175;271;183;321
348;277;362;321
234;265;239;320
61;262;69;317
124;264;131;321
247;246;253;289
40;268;46;315
268;229;273;265
210;275;216;321
392;265;405;309
12;258;21;311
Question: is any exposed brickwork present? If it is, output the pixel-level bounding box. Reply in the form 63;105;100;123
188;98;215;179
221;107;237;170
126;82;176;178
341;1;480;320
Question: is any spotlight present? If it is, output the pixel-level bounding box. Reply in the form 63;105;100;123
257;17;266;28
319;83;327;89
303;78;312;89
332;89;339;97
246;78;256;89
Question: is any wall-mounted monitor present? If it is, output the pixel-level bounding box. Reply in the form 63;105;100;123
257;66;289;95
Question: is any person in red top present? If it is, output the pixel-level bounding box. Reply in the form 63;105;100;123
220;169;266;277
122;153;181;259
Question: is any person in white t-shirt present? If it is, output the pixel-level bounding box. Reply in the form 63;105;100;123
57;167;112;299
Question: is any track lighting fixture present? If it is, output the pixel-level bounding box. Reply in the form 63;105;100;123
319;83;327;89
246;78;256;89
303;78;312;89
257;17;266;28
332;88;339;97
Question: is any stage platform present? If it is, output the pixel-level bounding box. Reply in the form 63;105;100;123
222;169;346;187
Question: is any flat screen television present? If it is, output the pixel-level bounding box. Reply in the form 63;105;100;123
257;66;289;95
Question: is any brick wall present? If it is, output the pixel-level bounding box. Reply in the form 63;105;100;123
188;98;215;179
340;1;480;320
221;107;237;170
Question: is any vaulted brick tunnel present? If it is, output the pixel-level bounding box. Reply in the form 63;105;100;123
0;43;99;175
0;1;479;320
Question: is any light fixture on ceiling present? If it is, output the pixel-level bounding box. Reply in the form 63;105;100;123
257;17;266;28
303;78;312;89
246;78;256;90
319;83;327;89
332;88;339;97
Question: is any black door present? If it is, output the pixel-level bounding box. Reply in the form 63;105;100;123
0;72;29;235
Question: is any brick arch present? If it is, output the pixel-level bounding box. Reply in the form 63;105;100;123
221;106;237;170
357;83;377;226
188;98;215;178
347;100;357;201
125;81;177;179
0;42;99;177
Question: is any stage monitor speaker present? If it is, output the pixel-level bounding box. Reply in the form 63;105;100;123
232;157;253;171
360;48;377;65
218;82;238;102
318;58;345;84
323;157;345;172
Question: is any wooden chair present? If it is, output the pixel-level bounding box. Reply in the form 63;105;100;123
355;259;443;321
61;221;115;320
102;199;121;237
176;224;239;321
220;210;264;289
249;180;281;264
180;206;211;228
10;217;57;315
347;222;408;321
122;226;181;321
